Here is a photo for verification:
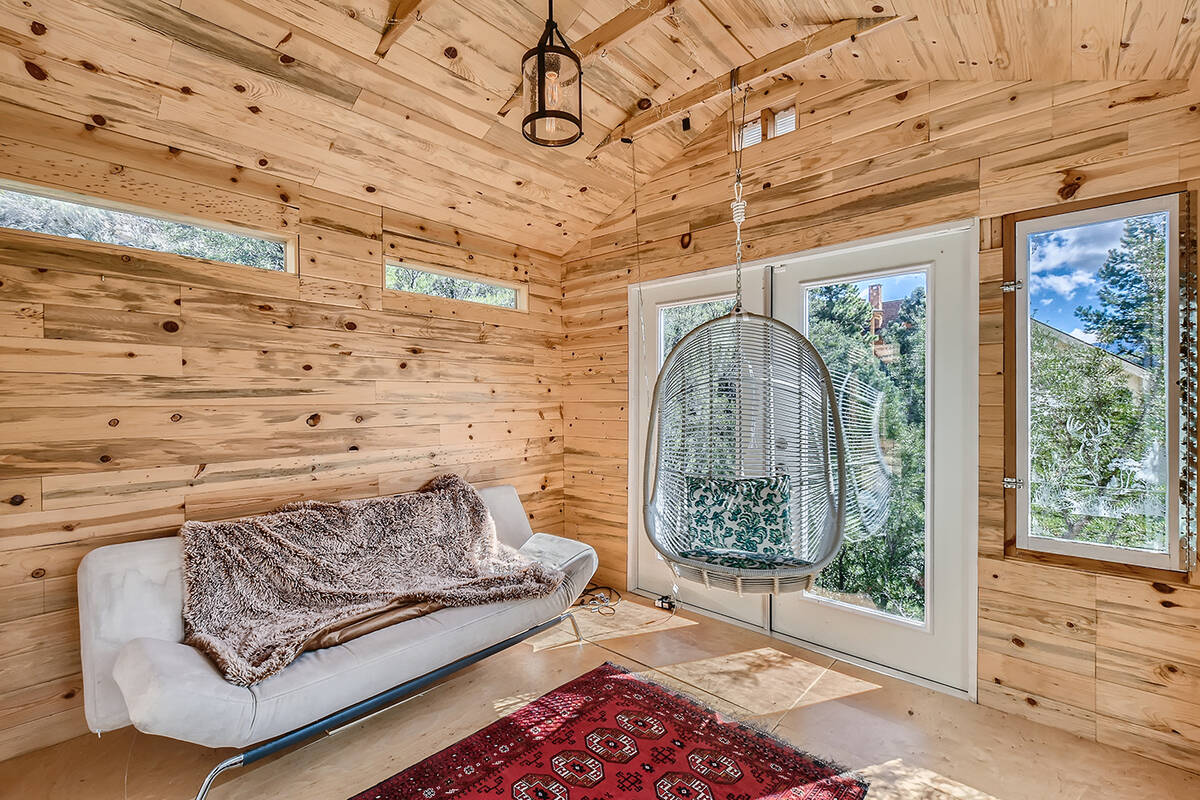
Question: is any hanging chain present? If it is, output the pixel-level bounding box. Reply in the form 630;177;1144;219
729;70;750;312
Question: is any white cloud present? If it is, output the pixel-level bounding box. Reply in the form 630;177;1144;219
1028;219;1123;275
1070;328;1099;344
1030;268;1095;300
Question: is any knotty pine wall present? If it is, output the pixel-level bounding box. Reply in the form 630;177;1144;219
562;78;1200;772
0;105;564;761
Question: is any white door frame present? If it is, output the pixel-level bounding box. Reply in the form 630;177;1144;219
626;264;772;628
625;221;978;700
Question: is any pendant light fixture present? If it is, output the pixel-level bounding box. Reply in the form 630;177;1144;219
521;0;582;147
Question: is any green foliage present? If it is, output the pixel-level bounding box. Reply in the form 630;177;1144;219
0;189;285;271
659;299;736;359
809;281;928;622
385;264;517;309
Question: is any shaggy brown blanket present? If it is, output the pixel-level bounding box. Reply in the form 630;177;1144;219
180;475;565;685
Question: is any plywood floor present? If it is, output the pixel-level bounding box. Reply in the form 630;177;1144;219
2;596;1197;799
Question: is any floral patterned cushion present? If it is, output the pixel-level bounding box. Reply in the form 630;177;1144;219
685;475;792;555
678;548;813;570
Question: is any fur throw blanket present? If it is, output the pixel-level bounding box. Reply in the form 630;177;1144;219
180;475;564;685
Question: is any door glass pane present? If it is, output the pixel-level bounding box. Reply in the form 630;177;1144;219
1025;210;1172;554
805;272;928;623
659;298;736;365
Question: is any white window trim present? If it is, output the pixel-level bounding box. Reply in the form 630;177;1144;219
384;259;528;311
1015;194;1183;571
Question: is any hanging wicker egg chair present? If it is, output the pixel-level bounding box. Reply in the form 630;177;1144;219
642;310;848;594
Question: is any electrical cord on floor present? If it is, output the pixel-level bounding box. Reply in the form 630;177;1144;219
574;583;621;616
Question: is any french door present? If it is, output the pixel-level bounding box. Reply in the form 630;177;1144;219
629;265;771;627
770;224;976;692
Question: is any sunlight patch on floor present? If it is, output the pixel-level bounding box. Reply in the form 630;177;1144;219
655;647;881;718
857;758;1001;800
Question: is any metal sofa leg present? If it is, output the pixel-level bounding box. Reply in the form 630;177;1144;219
188;614;573;800
195;754;243;800
566;612;582;642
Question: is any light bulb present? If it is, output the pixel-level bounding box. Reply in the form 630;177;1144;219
545;69;560;134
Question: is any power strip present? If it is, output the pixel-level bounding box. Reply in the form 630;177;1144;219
654;595;676;611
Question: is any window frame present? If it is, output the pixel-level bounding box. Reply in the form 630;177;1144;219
1013;193;1183;571
384;259;528;311
0;178;296;273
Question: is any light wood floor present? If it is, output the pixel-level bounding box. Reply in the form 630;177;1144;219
3;596;1198;799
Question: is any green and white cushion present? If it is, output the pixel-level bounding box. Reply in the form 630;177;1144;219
685;475;792;555
677;548;812;570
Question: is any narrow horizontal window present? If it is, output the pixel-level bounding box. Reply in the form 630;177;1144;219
770;106;796;138
0;183;288;271
385;262;525;310
738;117;763;149
1015;194;1187;570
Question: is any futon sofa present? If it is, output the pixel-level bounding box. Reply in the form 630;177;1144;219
77;485;597;749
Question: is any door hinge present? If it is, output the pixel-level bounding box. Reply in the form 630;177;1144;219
1003;476;1024;489
1001;280;1023;293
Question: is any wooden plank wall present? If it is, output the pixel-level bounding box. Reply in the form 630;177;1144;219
0;106;564;761
561;77;1200;772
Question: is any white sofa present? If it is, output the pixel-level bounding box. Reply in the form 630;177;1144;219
77;485;597;750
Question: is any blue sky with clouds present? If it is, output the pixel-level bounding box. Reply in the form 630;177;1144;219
1027;212;1167;344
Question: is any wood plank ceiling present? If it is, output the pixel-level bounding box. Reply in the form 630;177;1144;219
0;0;1197;255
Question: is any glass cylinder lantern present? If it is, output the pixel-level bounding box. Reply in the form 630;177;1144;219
521;2;582;147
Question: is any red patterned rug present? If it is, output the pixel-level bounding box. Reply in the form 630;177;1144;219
350;662;868;800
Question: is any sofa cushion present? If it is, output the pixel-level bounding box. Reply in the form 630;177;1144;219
112;533;596;749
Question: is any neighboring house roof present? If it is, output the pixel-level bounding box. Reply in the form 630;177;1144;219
1031;319;1149;380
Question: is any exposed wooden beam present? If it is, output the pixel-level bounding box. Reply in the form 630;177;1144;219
498;0;678;117
375;0;433;57
592;16;905;152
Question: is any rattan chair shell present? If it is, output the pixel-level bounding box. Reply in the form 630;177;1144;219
642;310;847;595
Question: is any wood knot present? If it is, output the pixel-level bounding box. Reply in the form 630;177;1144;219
365;185;377;193
24;61;47;80
248;105;262;114
258;158;269;167
1151;581;1176;594
680;232;693;249
443;46;458;59
8;494;25;507
107;418;119;427
1057;170;1085;200
31;568;45;578
30;20;46;35
170;413;182;422
1025;697;1038;707
91;114;107;126
162;320;180;333
1011;636;1025;647
234;84;246;93
99;455;112;463
179;85;193;95
354;416;364;423
637;97;652;110
1161;600;1180;608
306;413;321;426
302;364;313;371
1166;664;1179;673
344;321;357;330
279;54;295;64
